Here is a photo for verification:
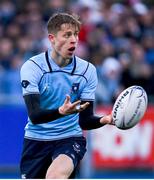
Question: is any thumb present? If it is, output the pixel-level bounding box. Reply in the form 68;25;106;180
64;95;70;104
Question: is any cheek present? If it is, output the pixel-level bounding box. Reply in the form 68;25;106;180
58;42;65;50
56;39;67;51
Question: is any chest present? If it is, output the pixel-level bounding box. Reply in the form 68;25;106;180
39;71;87;107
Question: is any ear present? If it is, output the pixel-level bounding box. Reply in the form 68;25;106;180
48;34;55;43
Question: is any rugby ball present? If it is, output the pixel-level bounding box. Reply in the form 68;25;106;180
112;86;148;130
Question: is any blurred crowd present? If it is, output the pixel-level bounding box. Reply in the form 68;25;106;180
0;0;154;105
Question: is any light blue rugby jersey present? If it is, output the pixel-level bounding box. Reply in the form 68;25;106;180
20;49;98;140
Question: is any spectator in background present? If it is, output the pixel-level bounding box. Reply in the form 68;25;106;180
0;38;14;70
96;57;122;105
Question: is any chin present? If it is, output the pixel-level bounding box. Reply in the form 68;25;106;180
66;54;73;59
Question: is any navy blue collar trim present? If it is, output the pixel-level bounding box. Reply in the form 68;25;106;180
45;51;52;72
45;51;76;74
71;56;76;75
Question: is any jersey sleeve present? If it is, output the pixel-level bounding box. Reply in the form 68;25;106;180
20;60;43;96
80;64;98;101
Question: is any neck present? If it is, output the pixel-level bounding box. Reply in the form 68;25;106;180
51;51;71;67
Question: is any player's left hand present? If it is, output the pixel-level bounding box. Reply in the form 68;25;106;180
100;114;114;125
59;95;89;115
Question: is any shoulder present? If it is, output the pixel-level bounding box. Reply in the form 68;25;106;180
21;52;47;73
30;52;45;63
75;56;96;75
75;56;96;70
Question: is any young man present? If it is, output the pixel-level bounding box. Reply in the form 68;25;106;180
20;13;113;179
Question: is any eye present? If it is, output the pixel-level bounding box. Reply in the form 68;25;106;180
64;32;71;38
74;32;79;36
64;34;69;38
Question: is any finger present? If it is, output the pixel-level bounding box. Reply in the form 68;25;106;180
79;102;90;111
64;95;70;104
80;102;90;110
72;100;81;108
75;102;89;112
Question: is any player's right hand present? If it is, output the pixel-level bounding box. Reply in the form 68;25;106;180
59;95;89;115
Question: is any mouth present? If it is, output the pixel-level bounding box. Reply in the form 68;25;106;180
68;47;76;52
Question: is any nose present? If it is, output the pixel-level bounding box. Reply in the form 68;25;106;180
70;35;78;44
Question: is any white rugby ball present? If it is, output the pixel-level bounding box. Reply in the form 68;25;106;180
112;86;148;130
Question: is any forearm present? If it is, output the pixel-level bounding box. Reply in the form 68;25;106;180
24;94;63;124
29;108;63;124
79;101;103;130
79;114;103;130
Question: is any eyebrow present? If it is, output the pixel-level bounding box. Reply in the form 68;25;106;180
64;30;79;34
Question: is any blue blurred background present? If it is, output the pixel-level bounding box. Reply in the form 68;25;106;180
0;0;154;178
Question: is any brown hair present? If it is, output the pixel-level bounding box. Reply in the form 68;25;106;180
47;13;81;34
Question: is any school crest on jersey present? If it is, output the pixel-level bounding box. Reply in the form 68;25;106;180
71;83;79;93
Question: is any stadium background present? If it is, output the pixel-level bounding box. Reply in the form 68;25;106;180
0;0;154;178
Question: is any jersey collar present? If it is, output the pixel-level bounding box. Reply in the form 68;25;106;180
45;49;76;74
